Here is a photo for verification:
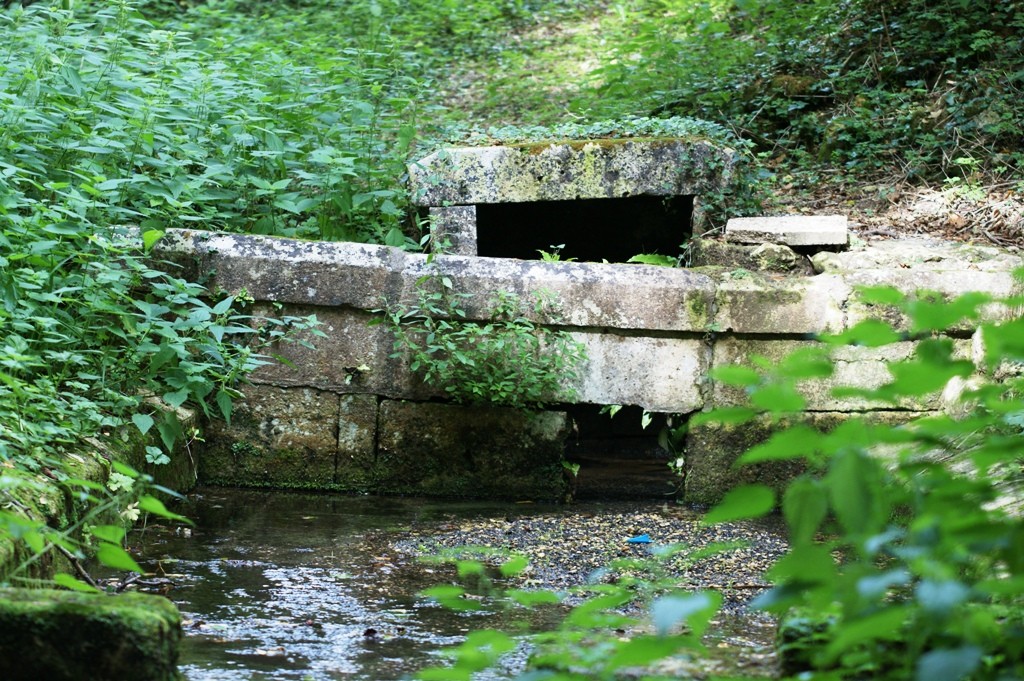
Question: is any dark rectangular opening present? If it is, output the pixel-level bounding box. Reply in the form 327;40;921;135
475;194;693;263
564;405;677;499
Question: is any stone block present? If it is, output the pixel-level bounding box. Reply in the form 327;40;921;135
409;255;716;332
429;205;478;255
249;304;421;397
0;588;181;681
152;230;403;311
336;394;379;487
376;401;570;499
570;332;707;412
201;384;338;487
711;338;944;411
689;238;813;274
408;139;734;206
684;411;927;505
712;272;850;334
844;269;1022;330
811;237;1024;275
725;215;848;246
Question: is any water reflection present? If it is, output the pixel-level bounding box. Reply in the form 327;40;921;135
134;489;561;680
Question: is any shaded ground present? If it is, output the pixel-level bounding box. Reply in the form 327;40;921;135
767;178;1023;249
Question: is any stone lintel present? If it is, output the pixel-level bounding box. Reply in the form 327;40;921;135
409;138;733;207
414;255;717;332
726;215;849;246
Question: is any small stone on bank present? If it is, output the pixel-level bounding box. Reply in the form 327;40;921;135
726;215;848;247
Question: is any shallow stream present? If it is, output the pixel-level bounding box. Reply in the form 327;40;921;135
131;488;780;680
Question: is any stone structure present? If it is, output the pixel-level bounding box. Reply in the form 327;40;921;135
151;226;1023;503
408;138;734;256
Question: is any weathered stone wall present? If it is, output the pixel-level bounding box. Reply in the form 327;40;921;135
151;229;1023;502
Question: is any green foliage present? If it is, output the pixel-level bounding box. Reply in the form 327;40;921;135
377;268;586;409
0;219;320;471
579;0;1024;180
0;0;425;245
1;460;190;589
703;285;1024;680
417;544;725;680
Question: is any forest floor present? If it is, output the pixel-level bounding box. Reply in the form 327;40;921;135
773;179;1024;250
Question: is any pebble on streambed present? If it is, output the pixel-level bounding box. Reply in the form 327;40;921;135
389;502;788;677
391;502;788;611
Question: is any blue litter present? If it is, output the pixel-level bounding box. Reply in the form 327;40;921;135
626;534;652;544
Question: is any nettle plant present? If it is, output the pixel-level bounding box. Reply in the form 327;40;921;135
376;260;586;409
416;282;1024;680
0;0;424;245
700;283;1024;681
0;216;321;587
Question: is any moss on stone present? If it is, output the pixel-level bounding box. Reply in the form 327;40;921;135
0;588;182;681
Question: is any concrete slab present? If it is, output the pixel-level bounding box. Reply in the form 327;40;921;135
726;215;849;246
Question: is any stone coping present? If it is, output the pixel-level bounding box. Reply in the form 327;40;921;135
153;230;1023;338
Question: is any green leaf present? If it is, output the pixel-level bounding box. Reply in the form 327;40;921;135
96;542;142;573
131;412;154;435
906;291;990;333
711;364;761;387
506;589;561;607
783;477;828;544
627;253;676;266
915;647;983;681
778;348;834;379
605;635;695;670
650;591;720;637
826;450;889;536
53;573;100;593
854;285;905;306
750;383;805;412
110;461;140;479
767;544;837;585
384;227;406;247
703;484;775;524
211;296;235;316
157;411;183;452
885;357;974;397
499;555;529;577
688;406;757;427
822;318;901;347
824;606;911;661
739;425;820;464
142;229;165;252
456;560;484;577
137;495;189;522
916;579;970;615
216;389;233;424
89;525;126;544
162;388;190;408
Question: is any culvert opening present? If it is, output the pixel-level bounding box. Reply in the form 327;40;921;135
476;194;693;263
564;405;678;499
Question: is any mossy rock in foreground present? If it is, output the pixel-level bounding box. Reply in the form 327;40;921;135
0;588;182;681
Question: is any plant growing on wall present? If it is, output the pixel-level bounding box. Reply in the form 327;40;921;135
376;269;586;409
